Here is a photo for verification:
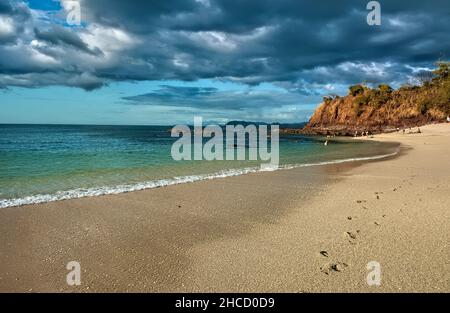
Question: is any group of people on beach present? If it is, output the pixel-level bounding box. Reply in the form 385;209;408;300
354;130;373;137
397;127;421;134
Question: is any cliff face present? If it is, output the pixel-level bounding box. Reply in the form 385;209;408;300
302;63;450;136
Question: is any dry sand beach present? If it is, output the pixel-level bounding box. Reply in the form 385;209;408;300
0;123;449;292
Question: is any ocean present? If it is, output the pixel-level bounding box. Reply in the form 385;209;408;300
0;124;399;208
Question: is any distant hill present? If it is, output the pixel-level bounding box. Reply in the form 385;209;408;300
278;122;308;129
225;121;307;128
225;120;270;126
301;62;450;136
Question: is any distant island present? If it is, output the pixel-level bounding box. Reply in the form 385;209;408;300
225;121;307;129
296;62;449;136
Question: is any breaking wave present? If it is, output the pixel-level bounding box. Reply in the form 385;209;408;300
0;149;398;209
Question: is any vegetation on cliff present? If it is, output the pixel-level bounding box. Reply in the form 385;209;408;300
302;62;450;135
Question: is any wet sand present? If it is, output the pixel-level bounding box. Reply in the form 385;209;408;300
0;123;449;292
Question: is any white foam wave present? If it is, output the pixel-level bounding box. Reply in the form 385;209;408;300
0;150;398;209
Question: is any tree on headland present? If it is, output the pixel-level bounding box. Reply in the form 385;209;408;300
433;61;449;79
378;84;393;93
349;84;365;96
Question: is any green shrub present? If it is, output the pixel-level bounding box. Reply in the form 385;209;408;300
349;84;365;96
400;84;419;91
423;81;431;88
355;94;370;106
353;95;369;116
323;96;333;103
353;102;362;116
435;79;450;114
372;93;389;108
433;62;449;79
378;84;393;93
417;99;432;114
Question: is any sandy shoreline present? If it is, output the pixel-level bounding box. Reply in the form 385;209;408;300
0;123;449;292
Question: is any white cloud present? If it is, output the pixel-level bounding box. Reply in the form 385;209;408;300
0;16;15;37
81;24;138;53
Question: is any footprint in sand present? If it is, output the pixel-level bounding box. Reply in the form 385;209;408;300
320;262;348;275
345;230;360;244
375;191;384;199
356;200;367;204
319;251;329;257
374;221;381;226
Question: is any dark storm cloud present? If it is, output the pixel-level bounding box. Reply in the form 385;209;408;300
0;0;12;14
0;0;449;91
0;0;28;16
0;0;30;43
123;85;304;111
34;26;102;56
79;0;450;89
79;0;202;32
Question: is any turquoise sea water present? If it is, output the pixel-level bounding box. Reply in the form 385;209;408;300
0;124;399;208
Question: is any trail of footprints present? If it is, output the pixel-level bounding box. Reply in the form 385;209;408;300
319;182;406;275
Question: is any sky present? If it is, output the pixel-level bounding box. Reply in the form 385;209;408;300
0;0;449;125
